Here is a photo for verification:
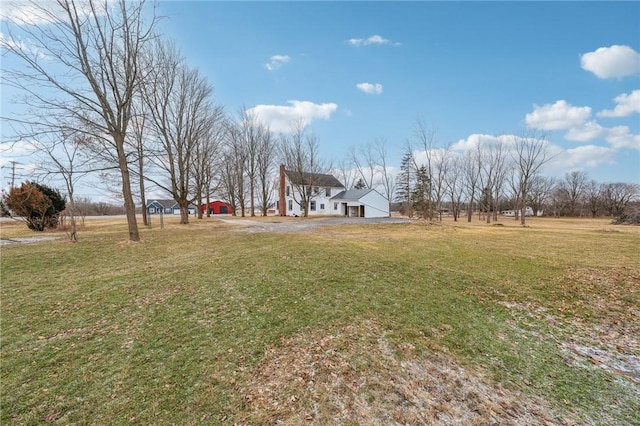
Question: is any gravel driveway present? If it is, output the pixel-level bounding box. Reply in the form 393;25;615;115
217;216;408;233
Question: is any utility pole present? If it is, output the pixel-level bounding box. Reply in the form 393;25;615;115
10;161;17;188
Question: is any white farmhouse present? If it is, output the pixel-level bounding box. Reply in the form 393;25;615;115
277;165;390;218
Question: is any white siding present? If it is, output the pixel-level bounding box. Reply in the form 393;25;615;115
282;183;344;216
361;191;390;218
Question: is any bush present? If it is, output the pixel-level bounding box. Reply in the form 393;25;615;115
3;182;66;231
612;205;640;225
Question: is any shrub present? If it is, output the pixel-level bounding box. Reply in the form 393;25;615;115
612;205;640;225
3;182;66;231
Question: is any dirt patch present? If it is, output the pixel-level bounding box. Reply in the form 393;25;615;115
0;236;60;246
496;266;639;392
235;319;574;425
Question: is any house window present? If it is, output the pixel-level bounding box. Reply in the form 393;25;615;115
286;186;290;196
310;201;316;211
320;203;325;210
288;200;293;211
326;187;331;197
149;207;156;214
334;202;338;210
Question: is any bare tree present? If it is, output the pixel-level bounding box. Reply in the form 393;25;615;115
228;120;251;216
583;179;602;218
142;40;216;224
412;119;437;220
32;132;97;241
445;156;465;221
478;139;509;223
601;182;639;217
431;144;453;221
256;126;277;216
192;106;226;219
335;159;357;191
373;138;395;217
462;148;481;222
527;175;555;217
511;131;551;225
1;0;158;242
219;142;240;216
280;122;329;217
129;99;150;227
348;143;376;189
557;170;589;216
234;109;270;217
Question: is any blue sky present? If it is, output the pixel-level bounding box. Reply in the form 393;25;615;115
1;1;639;200
156;1;639;184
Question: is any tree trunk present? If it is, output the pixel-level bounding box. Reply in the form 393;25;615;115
179;202;190;224
196;188;203;219
250;180;255;217
116;136;140;241
68;189;77;242
139;161;148;227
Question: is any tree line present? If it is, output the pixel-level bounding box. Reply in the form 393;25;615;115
385;122;639;224
2;1;638;243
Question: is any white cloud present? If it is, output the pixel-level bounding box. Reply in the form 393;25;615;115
452;133;622;175
0;140;37;156
605;126;640;150
356;82;383;95
564;121;606;142
525;100;591;131
580;45;640;79
347;34;400;47
451;134;515;151
560;145;617;168
563;122;640;150
265;54;290;71
0;1;109;26
598;90;640;117
0;31;46;58
246;100;338;133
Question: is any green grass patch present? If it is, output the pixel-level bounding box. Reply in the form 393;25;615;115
1;217;638;424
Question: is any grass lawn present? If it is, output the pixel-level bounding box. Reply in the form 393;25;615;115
1;216;638;425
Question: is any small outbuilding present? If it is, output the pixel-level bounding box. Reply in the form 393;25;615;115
201;200;232;215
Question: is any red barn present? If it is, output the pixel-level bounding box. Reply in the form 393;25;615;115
201;200;232;215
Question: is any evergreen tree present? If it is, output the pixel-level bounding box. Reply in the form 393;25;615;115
412;165;431;218
3;182;66;231
353;178;366;189
395;153;415;217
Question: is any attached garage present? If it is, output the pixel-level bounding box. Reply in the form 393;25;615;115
330;189;389;218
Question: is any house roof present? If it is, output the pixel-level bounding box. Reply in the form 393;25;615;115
285;170;344;188
147;199;177;209
147;199;198;209
330;189;375;201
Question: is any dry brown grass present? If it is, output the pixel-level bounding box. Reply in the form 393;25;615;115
236;319;575;426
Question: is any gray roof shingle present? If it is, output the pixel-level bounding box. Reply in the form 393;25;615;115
285;170;344;188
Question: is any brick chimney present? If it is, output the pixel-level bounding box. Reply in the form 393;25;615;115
279;164;286;216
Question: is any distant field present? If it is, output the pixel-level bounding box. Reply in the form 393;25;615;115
1;216;638;425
